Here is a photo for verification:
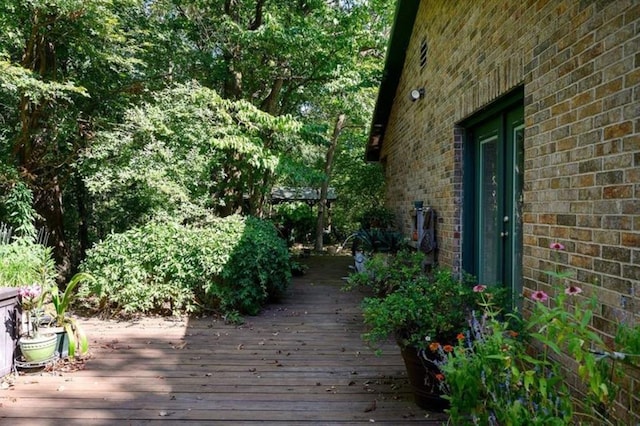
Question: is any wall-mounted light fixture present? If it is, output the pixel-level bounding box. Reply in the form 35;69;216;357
409;88;425;102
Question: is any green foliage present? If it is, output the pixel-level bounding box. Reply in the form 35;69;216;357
289;259;309;277
357;251;477;351
0;59;88;104
357;206;396;230
271;202;315;244
0;179;37;239
82;82;302;230
0;0;152;270
440;288;618;425
48;272;94;326
45;272;94;357
351;228;407;254
615;324;640;368
0;0;395;275
439;243;632;425
0;239;56;288
345;250;425;297
79;216;290;317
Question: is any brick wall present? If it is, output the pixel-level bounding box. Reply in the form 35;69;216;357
379;0;639;422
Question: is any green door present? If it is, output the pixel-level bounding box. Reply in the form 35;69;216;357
464;103;524;306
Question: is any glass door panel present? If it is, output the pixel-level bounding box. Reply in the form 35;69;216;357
478;136;499;285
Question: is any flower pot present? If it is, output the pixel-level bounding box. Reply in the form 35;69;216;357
400;346;449;411
18;333;57;363
39;326;69;358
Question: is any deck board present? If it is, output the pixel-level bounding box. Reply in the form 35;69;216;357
1;255;448;425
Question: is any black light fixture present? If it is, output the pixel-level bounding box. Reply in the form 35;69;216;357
409;88;425;102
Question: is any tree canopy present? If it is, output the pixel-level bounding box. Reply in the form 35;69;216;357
0;0;395;273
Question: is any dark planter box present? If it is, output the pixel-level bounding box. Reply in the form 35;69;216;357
0;287;18;377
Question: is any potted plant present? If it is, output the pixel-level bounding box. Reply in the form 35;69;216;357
42;272;93;358
17;284;57;363
347;250;478;410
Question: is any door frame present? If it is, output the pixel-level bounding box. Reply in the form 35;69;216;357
460;86;524;306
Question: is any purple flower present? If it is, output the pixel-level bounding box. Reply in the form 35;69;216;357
531;290;549;302
565;286;582;296
473;284;487;293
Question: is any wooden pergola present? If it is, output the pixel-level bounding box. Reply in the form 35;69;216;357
270;187;337;205
270;186;338;235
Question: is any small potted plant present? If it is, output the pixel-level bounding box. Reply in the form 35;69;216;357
347;250;478;410
17;283;57;363
42;272;93;358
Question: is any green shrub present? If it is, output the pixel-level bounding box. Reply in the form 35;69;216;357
356;206;396;230
271;202;315;244
361;267;477;351
79;215;291;317
0;239;56;288
0;175;37;239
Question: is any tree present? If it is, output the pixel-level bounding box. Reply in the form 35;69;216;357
0;0;396;274
82;82;301;231
314;114;345;251
0;0;148;275
143;0;394;116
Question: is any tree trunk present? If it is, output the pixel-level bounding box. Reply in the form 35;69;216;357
75;172;89;266
14;9;72;279
260;77;284;115
33;176;71;281
314;114;346;252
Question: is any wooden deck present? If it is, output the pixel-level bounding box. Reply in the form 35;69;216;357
1;255;448;425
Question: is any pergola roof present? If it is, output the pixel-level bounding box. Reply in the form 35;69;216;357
270;187;337;204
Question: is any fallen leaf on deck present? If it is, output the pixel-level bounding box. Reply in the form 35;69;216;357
364;400;377;412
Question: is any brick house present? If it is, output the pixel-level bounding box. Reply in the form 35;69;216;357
367;0;639;422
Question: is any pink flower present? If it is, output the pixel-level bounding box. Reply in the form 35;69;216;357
565;286;582;296
18;284;42;312
18;284;41;300
531;290;549;302
473;284;487;293
549;242;565;250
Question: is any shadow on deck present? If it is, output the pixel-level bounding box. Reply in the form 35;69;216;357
1;255;448;425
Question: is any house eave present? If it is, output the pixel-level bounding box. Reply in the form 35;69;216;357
366;0;420;162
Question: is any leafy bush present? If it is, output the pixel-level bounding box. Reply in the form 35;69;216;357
0;239;56;288
351;228;407;254
357;206;396;230
345;250;425;297
82;83;302;232
350;250;481;352
0;180;38;239
361;267;478;351
79;215;291;317
271;202;315;244
437;242;635;425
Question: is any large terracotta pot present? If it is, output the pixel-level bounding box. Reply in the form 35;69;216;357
400;345;449;411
